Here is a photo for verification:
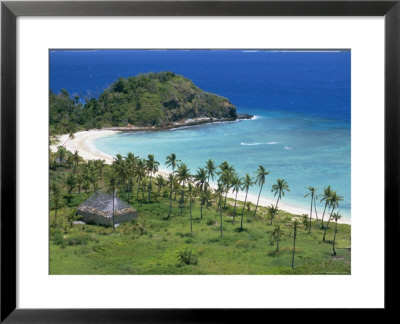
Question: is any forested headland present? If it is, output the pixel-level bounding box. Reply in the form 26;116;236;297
50;71;240;135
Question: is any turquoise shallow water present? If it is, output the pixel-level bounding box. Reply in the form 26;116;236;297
50;49;351;219
94;107;351;220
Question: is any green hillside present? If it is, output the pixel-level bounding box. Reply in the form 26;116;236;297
50;72;237;135
49;151;351;275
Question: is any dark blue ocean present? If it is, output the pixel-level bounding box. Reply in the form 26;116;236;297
50;50;351;219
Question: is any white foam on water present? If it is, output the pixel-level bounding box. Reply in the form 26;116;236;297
241;141;280;146
241;142;263;146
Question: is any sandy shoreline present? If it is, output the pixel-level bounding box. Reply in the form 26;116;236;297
50;129;350;224
50;130;119;164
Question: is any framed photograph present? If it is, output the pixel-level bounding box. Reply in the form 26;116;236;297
1;0;398;321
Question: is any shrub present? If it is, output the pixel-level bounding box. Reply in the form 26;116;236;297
283;216;292;223
206;218;216;226
268;250;281;257
133;223;145;235
162;189;169;198
302;214;309;229
51;229;64;246
177;248;198;265
66;208;78;226
246;202;251;212
64;233;92;246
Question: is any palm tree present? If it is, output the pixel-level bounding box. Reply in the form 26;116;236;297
167;173;175;219
166;153;179;174
76;174;83;194
217;169;229;208
113;154;130;200
106;172;118;232
176;163;191;216
50;182;61;225
218;161;235;209
301;214;309;229
166;153;179;218
94;159;106;178
82;179;90;194
305;186;317;233
203;187;212;209
188;182;194;236
73;150;80;167
126;153;138;199
89;169;99;192
135;159;146;201
62;127;76;146
126;152;138;175
313;193;320;227
64;173;76;195
291;217;300;270
271;178;290;222
140;178;148;206
253;165;269;217
81;161;89;180
240;174;253;231
331;212;342;256
173;178;180;201
223;171;235;209
272;225;284;252
216;182;224;237
191;187;200;206
64;173;76;204
320;185;333;229
231;174;242;224
155;174;165;193
205;159;216;185
219;161;231;173
267;204;278;225
126;178;133;204
194;167;208;220
82;162;96;193
146;154;160;203
56;146;67;165
323;191;343;242
66;153;74;169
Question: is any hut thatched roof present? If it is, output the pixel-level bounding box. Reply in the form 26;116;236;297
77;191;136;218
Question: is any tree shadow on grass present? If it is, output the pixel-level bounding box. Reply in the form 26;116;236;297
234;227;248;233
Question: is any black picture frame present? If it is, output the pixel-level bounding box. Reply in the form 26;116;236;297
1;0;398;321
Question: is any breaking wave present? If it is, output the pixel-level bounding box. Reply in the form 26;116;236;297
241;142;264;146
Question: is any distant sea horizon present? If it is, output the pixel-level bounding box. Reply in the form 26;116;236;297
50;49;351;219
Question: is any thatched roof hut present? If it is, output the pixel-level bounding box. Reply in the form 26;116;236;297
76;191;137;226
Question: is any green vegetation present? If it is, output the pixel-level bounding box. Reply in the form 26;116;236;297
50;71;237;135
49;149;351;275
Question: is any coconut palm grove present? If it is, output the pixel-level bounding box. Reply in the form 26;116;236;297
49;146;350;274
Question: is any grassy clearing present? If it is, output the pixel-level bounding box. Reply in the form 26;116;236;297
49;191;351;275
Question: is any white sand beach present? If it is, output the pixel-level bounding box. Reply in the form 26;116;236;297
51;129;350;224
50;130;119;164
